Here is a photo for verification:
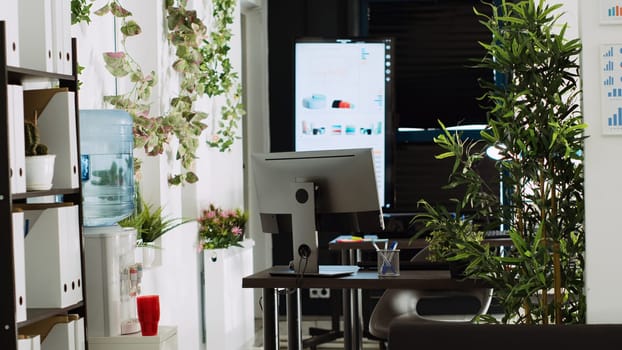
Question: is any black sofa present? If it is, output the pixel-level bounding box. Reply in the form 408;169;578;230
388;321;622;350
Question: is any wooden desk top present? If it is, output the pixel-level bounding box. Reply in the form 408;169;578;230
242;266;489;290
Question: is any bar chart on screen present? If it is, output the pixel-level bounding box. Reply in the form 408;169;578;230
601;45;622;134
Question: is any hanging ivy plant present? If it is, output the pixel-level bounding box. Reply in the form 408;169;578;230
95;1;165;160
94;0;244;186
197;0;245;152
71;0;93;25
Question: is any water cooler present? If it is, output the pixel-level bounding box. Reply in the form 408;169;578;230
80;110;177;349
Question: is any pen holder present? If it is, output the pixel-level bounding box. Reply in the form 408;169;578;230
377;249;400;277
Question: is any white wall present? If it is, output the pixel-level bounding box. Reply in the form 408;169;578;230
73;1;248;349
71;0;116;108
579;1;622;323
240;0;272;315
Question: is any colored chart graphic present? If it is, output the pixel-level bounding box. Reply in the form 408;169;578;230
601;45;622;134
601;0;622;24
607;107;622;127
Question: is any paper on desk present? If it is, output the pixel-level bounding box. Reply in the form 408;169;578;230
410;245;430;263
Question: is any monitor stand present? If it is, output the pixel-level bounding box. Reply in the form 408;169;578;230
270;265;359;277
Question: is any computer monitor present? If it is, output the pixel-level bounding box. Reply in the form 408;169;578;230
294;38;395;211
252;148;385;275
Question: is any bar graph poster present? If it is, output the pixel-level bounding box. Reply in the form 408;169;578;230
601;45;622;134
600;0;622;24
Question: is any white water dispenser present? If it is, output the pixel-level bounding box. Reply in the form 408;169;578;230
84;226;142;336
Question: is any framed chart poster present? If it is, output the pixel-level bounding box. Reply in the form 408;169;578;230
601;45;622;134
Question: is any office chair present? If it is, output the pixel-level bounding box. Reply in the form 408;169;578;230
368;288;493;347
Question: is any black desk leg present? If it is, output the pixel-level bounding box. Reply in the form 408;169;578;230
286;288;302;350
341;248;363;350
341;250;352;350
263;288;279;350
343;287;352;350
352;249;363;350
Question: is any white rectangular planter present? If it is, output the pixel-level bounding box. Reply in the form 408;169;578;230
202;239;255;350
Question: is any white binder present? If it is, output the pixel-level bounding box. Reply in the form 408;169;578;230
17;337;30;350
72;316;85;350
24;205;83;308
7;85;26;194
51;0;72;74
25;89;79;189
12;211;27;322
17;335;40;350
18;0;54;72
0;1;20;66
32;334;41;350
41;318;76;350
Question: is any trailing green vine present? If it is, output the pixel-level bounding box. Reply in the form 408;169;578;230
95;0;244;186
71;0;93;25
197;0;245;152
163;1;209;184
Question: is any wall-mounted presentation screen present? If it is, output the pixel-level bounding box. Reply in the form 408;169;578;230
294;38;393;209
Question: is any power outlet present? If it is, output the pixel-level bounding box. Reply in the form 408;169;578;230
309;288;330;299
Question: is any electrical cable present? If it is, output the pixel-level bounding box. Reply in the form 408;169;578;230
295;255;309;290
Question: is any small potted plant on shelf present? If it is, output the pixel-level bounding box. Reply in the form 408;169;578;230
24;116;56;191
118;194;193;267
198;204;248;257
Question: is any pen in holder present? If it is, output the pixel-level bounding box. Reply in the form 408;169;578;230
377;249;400;277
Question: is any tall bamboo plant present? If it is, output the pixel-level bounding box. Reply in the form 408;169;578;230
474;0;585;324
415;0;586;324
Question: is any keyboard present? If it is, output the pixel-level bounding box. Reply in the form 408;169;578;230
484;230;509;238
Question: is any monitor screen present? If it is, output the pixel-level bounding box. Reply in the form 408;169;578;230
252;148;385;274
294;38;394;210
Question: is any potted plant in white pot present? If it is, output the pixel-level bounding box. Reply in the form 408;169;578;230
198;203;254;349
24;118;56;191
197;203;248;254
118;193;193;267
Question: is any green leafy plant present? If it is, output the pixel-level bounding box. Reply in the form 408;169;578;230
96;0;245;186
472;0;585;325
119;195;193;245
196;0;245;152
24;120;48;156
414;0;585;325
198;204;248;249
411;123;501;274
165;0;245;184
71;0;93;25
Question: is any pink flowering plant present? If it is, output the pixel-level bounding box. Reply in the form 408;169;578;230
198;204;248;249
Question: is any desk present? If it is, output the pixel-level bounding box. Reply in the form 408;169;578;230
327;236;512;348
242;266;488;350
328;237;426;348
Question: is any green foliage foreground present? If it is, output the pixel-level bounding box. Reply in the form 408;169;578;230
413;0;585;324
